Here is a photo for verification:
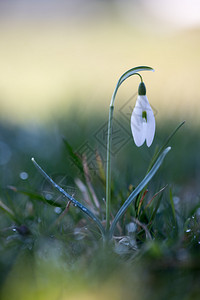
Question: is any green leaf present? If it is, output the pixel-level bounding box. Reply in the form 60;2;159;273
109;146;171;239
135;121;185;214
63;138;84;174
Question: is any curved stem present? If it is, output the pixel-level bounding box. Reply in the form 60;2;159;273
105;66;154;236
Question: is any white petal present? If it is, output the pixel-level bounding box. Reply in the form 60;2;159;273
131;98;146;147
145;105;156;147
136;95;149;110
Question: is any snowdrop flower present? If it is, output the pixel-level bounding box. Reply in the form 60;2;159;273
131;81;155;147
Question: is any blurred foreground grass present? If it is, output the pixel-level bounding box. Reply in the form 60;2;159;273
1;241;200;300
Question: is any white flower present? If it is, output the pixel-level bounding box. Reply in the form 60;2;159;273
131;94;155;147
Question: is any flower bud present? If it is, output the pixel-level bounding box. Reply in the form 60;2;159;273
138;82;146;95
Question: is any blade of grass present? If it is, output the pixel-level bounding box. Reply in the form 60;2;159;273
63;138;84;174
148;194;163;231
148;121;185;173
31;158;105;236
135;121;185;214
169;187;177;228
109;146;171;239
82;155;100;209
144;185;168;210
0;199;19;223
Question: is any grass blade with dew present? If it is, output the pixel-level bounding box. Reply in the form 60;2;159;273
109;147;171;239
31;158;105;236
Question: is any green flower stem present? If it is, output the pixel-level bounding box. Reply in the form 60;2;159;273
105;66;154;236
106;104;114;232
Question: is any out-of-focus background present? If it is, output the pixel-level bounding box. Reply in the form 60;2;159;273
0;0;200;125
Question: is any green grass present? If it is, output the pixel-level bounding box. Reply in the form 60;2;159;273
0;112;200;299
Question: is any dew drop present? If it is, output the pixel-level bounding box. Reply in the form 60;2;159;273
20;171;29;180
54;207;62;214
126;222;137;233
45;193;53;200
173;196;180;205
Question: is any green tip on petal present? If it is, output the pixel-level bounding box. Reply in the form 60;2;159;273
138;82;146;95
142;110;147;122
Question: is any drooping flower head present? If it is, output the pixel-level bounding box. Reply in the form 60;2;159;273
131;81;155;147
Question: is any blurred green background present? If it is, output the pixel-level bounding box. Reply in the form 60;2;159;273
0;1;200;299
